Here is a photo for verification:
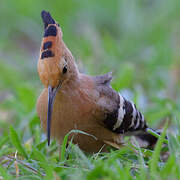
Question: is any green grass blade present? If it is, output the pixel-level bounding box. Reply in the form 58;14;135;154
147;128;168;144
60;129;97;162
0;136;9;148
0;165;13;180
9;126;28;159
132;137;147;179
31;147;47;163
150;121;168;177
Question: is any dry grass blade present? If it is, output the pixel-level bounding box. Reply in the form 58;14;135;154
14;151;19;178
6;155;45;177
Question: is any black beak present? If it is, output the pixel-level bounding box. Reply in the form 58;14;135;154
47;84;61;146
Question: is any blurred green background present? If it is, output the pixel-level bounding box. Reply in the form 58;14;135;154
0;0;180;137
1;0;180;179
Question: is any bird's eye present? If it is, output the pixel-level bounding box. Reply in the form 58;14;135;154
62;65;67;74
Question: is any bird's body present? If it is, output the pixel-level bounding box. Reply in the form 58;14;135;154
37;73;122;152
37;11;158;153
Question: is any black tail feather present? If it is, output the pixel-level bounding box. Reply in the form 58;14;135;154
135;128;167;148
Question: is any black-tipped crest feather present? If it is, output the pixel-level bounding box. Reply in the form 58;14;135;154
41;10;55;29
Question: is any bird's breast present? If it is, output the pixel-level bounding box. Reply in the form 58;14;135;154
37;86;103;144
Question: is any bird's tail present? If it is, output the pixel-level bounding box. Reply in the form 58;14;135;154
135;128;164;148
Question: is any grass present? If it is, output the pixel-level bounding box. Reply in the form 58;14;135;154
0;0;180;179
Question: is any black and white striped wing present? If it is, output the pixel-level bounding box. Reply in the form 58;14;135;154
105;93;147;135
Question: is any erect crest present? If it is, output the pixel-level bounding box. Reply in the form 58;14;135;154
38;10;65;88
39;10;63;61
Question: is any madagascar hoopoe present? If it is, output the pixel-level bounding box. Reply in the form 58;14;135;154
37;11;159;153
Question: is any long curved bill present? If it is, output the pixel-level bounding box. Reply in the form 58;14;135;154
47;84;61;146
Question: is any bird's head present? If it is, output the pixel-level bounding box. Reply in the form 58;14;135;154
37;10;79;145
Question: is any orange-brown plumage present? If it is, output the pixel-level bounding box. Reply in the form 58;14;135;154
38;23;64;88
37;11;160;153
37;74;123;152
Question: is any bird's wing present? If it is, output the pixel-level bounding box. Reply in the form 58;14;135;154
93;72;113;86
94;75;121;132
94;80;160;148
94;74;147;133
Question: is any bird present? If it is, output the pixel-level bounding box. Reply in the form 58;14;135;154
37;10;160;153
